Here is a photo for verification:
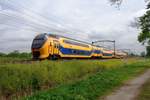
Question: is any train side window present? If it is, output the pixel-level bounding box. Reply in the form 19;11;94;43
73;50;75;54
76;50;79;54
81;51;84;55
71;50;74;54
73;50;77;54
54;44;57;48
55;44;59;48
57;44;60;48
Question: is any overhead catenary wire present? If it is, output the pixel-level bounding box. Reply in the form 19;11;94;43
1;0;85;34
0;1;68;33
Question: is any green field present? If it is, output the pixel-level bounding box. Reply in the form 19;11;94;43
0;57;150;100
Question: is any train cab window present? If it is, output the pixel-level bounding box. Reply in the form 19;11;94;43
57;44;60;48
32;34;47;49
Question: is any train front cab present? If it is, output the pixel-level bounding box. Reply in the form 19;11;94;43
31;34;49;59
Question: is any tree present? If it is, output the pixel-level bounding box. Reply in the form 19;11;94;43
138;11;150;44
109;0;150;5
109;0;150;8
146;46;150;56
141;51;146;57
138;2;150;56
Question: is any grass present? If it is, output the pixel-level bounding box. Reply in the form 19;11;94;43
0;57;149;100
136;78;150;100
0;58;126;99
0;57;28;64
22;59;150;100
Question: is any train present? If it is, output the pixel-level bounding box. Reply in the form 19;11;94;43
31;33;127;60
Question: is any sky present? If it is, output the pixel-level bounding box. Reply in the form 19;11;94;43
0;0;147;54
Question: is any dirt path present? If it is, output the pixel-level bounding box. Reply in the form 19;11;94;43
102;69;150;100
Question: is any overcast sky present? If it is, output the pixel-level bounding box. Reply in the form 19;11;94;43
0;0;147;53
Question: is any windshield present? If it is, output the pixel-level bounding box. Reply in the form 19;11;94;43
32;34;47;49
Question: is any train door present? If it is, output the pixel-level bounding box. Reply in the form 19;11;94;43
49;42;53;55
53;41;59;55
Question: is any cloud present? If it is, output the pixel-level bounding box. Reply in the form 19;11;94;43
0;0;147;54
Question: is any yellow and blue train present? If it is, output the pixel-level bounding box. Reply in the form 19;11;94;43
31;33;127;60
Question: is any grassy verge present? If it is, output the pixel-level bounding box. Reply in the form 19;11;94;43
0;57;149;99
136;78;150;100
0;58;130;99
22;59;150;100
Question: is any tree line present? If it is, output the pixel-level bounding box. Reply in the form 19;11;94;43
0;50;32;59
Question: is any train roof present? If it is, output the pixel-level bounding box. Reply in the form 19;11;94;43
42;33;113;49
45;33;92;45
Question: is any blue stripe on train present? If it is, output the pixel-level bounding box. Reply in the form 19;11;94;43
93;50;102;54
59;46;92;56
59;46;112;56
